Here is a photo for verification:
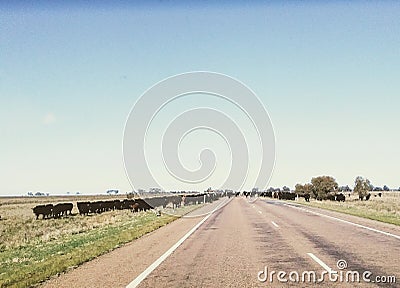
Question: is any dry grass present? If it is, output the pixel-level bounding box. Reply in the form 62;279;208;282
0;195;199;250
293;192;400;226
0;195;201;287
0;195;131;249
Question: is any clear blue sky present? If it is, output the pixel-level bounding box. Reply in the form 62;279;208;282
1;1;399;195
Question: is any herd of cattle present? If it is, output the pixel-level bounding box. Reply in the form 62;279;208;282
248;191;347;202
32;193;221;219
31;189;356;219
32;203;73;219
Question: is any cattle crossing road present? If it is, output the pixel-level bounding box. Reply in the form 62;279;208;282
42;197;400;288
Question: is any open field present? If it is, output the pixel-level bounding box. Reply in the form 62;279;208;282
1;193;399;287
40;197;400;288
292;192;400;226
0;195;202;288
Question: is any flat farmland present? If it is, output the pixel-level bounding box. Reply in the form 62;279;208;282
0;195;200;288
1;193;399;288
292;192;400;226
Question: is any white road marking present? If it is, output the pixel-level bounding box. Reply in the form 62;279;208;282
271;221;279;228
248;197;259;204
282;203;400;240
183;197;232;218
258;210;262;214
307;253;332;273
126;198;232;288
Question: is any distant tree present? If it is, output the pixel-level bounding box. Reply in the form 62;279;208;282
267;187;274;193
338;185;351;192
383;185;390;191
295;184;304;194
304;183;313;195
294;184;304;194
106;189;119;195
354;176;371;200
369;182;374;191
295;183;312;195
311;176;338;200
282;186;290;192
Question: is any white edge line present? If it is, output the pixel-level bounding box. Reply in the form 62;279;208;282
282;203;400;240
126;197;232;288
307;253;332;273
271;221;279;228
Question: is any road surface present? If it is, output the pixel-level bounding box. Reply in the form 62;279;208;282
42;197;400;287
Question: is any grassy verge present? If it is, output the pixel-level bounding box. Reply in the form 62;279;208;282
0;209;190;288
290;197;400;226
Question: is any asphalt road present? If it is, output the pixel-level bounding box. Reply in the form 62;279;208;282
42;197;400;288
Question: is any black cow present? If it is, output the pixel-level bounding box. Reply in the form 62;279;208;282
183;194;204;205
336;193;345;202
327;194;336;201
113;199;123;210
33;204;53;219
134;199;152;212
359;193;371;201
260;191;273;198
53;203;73;218
171;196;182;209
77;202;91;215
278;191;296;200
297;193;310;202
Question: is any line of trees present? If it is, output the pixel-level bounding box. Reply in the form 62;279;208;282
294;175;388;201
295;176;339;201
353;176;372;200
